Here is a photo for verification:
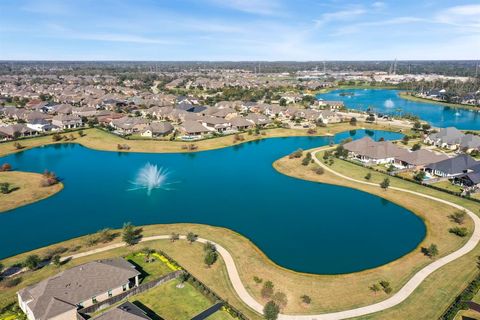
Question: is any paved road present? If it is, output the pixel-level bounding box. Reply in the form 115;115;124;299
60;150;480;319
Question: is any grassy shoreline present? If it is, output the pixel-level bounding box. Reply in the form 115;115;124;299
0;171;63;213
273;148;480;319
0;122;406;158
399;92;479;111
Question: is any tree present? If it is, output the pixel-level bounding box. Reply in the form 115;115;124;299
0;262;4;272
411;143;421;151
422;123;431;132
449;210;466;224
370;283;381;295
170;232;180;242
413;171;426;182
253;276;263;284
380;178;390;190
78;130;85;137
423;243;439;258
349;117;357;126
401;136;410;145
122;222;137;245
364;172;372;180
279;98;287;106
52;255;61;267
449;227;468;237
1;163;11;171
186;232;197;243
413;121;421;131
264;301;280;320
24;255;40;270
204;250;218;267
0;183;10;194
261;281;274;299
366;114;375;122
300;295;311;304
204;241;216;252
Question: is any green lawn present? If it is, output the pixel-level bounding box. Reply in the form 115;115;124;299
125;253;173;283
430;180;463;194
131;279;215;320
206;310;238;320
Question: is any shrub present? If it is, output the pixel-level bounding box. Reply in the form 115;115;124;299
300;294;311;304
253;276;263;284
289;149;303;159
97;228;116;243
0;182;11;194
349;117;357;126
24;255;41;270
261;281;274;299
449;210;466;224
411;143;421;151
313;167;324;175
422;243;439;258
0;277;22;288
449;227;468;237
272;292;288;308
364;172;372;180
414;171;426;182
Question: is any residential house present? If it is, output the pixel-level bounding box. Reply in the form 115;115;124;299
245;114;272;127
0;124;38;140
200;116;231;133
230;116;254;131
52;114;83;129
344;136;408;164
394;149;449;169
111;117;149;134
424;127;464;150
180;120;210;138
18;258;140;320
318;110;342;124
424;154;479;178
316;100;345;110
140;121;174;138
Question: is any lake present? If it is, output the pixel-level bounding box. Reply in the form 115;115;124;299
317;89;480;130
0;129;426;274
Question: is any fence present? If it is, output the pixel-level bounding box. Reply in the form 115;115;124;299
439;273;480;319
78;270;182;315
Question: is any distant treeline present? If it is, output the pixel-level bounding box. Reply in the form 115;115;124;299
0;60;478;77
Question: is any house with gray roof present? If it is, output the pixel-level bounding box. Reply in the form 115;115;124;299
424;154;479;178
18;258;140;320
180;120;210;138
424;127;465;150
0;124;38;140
52;114;83;130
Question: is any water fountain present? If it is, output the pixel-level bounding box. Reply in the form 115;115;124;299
130;163;169;195
384;99;395;108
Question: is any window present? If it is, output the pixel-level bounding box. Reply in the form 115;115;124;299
108;290;112;297
122;284;127;292
92;296;97;304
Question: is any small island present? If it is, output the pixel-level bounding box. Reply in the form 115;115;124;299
0;171;63;213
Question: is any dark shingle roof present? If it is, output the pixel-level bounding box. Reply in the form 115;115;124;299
425;154;478;175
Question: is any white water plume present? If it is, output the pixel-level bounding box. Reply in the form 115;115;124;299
384;99;395;108
130;163;169;195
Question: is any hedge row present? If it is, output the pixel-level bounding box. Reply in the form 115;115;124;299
440;273;480;319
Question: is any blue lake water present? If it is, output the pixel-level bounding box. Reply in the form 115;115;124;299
317;89;480;130
0;130;426;274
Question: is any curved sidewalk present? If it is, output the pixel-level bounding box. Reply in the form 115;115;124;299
62;151;480;320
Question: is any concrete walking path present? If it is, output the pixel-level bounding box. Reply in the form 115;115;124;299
60;150;480;319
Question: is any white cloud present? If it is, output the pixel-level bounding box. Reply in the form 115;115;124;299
314;7;366;28
435;4;480;29
372;2;386;9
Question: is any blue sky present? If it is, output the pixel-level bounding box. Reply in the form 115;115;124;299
0;0;479;60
